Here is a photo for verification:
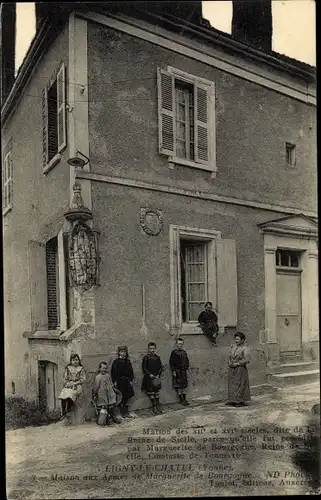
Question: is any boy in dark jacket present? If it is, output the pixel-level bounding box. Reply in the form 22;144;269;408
169;337;190;406
198;301;219;345
141;342;163;415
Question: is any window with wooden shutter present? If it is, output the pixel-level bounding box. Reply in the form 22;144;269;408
3;151;13;213
216;239;237;327
157;67;215;172
42;63;66;168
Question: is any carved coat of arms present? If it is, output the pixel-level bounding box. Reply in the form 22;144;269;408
140;208;163;236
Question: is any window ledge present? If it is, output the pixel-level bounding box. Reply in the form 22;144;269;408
43;153;62;175
3;204;12;216
168;156;217;176
179;324;226;336
22;330;63;340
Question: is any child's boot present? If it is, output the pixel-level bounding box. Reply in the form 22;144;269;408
155;396;163;414
124;405;131;418
150;397;158;415
119;403;126;417
178;394;184;405
182;394;190;406
110;406;122;424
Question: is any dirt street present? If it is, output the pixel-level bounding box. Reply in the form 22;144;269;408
6;382;320;499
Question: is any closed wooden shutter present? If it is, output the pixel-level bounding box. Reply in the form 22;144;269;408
58;231;68;331
42;88;48;166
216;239;237;327
28;240;48;332
3;154;8;208
47;81;58;161
157;68;175;156
8;152;13;206
57;63;66;152
46;237;59;329
194;83;210;164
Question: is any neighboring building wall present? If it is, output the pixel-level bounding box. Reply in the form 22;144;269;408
87;22;316;213
3;23;70;398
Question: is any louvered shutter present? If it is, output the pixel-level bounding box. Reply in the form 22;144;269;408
194;83;210;165
8;153;13;206
28;240;48;331
157;68;175;156
57;63;66;153
216;239;237;327
42;87;48;166
58;231;68;331
3;155;8;208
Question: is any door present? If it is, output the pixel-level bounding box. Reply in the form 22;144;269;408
38;361;57;412
45;362;57;411
38;361;47;412
276;271;302;358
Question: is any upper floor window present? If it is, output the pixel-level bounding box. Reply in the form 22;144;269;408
3;150;13;214
286;142;296;166
42;63;66;171
157;67;216;173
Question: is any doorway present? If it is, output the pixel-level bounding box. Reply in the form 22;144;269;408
38;361;57;412
276;249;302;361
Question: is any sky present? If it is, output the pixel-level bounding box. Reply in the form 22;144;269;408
15;1;316;74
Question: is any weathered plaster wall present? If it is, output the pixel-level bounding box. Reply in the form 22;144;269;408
3;23;70;397
76;182;282;407
87;22;317;213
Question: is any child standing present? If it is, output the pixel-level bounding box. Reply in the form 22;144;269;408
169;337;190;406
111;346;135;418
92;361;122;425
198;301;219;345
58;354;86;419
141;342;163;415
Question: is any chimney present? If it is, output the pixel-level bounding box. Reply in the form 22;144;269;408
1;2;16;104
232;0;272;52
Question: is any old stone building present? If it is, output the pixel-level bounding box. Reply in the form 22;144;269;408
2;2;318;413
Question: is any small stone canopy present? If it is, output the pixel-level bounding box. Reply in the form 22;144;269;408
257;213;318;238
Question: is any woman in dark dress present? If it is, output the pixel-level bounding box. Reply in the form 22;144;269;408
198;301;219;345
141;342;163;415
226;332;251;407
111;346;135;418
169;337;190;406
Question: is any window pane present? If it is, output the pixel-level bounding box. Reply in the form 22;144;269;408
176;140;186;158
188;283;205;301
280;251;289;267
189;302;203;321
291;253;299;267
177;103;186;121
176;121;186;140
187;263;205;282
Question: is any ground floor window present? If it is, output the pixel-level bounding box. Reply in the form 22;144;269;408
180;240;208;322
170;225;237;333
